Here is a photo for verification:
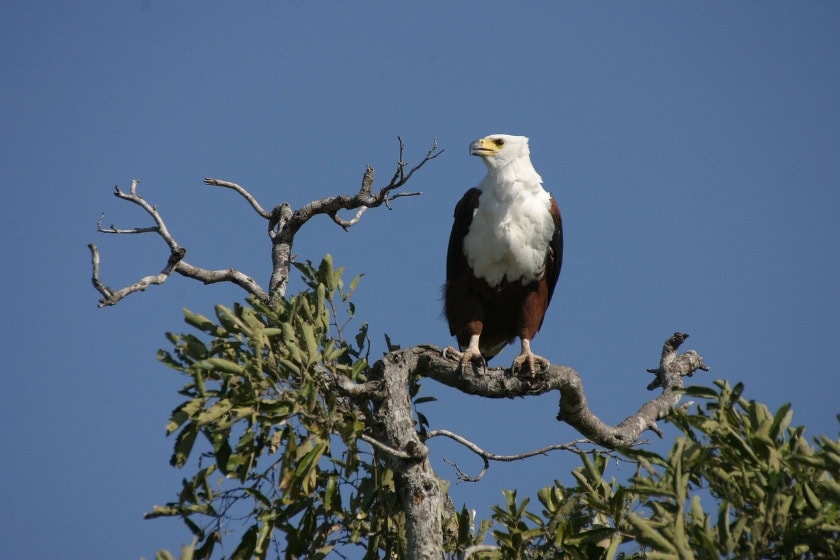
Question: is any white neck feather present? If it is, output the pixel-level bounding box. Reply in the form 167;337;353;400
481;156;543;188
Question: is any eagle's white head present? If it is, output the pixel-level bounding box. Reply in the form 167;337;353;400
470;134;529;167
470;133;541;184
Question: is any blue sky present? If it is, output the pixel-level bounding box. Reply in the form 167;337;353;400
2;2;839;558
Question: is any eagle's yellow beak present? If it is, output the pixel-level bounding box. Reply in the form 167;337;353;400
469;136;504;157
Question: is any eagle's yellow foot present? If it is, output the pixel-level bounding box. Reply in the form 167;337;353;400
444;333;487;373
511;352;549;376
443;345;486;372
511;338;549;376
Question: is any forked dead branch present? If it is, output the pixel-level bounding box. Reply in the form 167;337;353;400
89;137;441;308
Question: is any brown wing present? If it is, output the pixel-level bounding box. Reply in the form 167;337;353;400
444;188;482;338
544;196;563;306
446;188;482;284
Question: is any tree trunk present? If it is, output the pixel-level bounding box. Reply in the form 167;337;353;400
369;353;444;559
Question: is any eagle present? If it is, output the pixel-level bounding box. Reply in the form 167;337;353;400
444;134;563;374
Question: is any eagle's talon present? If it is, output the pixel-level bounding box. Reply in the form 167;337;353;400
444;345;486;373
511;353;550;377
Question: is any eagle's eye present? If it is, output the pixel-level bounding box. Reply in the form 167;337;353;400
493;138;505;147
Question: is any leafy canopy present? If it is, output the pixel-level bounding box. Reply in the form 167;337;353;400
152;256;409;559
471;382;840;559
148;255;839;560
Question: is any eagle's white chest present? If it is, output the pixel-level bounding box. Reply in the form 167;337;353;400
463;183;554;287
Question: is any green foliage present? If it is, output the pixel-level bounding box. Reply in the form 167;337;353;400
150;255;405;559
466;380;839;559
147;253;838;559
624;381;840;559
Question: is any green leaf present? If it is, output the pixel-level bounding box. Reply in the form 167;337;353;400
626;512;677;553
324;474;340;513
319;254;337;292
294;441;327;494
769;402;793;441
166;399;204;434
682;384;720;399
192;358;245;375
154;549;177;560
195;399;232;426
182;308;225;336
300;321;320;363
230;524;257;560
170;423;199;467
347;274;363;298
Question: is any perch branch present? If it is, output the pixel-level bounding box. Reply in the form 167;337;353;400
400;334;709;449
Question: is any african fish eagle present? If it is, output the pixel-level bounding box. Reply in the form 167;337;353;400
444;134;563;374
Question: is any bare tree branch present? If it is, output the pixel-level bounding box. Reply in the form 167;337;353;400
266;137;442;304
97;212;158;234
427;429;590;482
203;178;272;219
283;138;442;237
90;179;267;306
171;261;268;301
89;138;442;308
101;179;179;251
88;242;186;308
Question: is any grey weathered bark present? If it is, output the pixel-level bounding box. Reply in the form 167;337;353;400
90;141;709;558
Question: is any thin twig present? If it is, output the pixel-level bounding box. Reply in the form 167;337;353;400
109;179;179;252
428;429;589;482
97;213;158;234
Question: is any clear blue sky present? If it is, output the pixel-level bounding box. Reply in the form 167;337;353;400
2;2;838;558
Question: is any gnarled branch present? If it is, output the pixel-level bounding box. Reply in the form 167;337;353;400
89;138;442;308
398;333;709;449
266;137;443;303
89;179;267;307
